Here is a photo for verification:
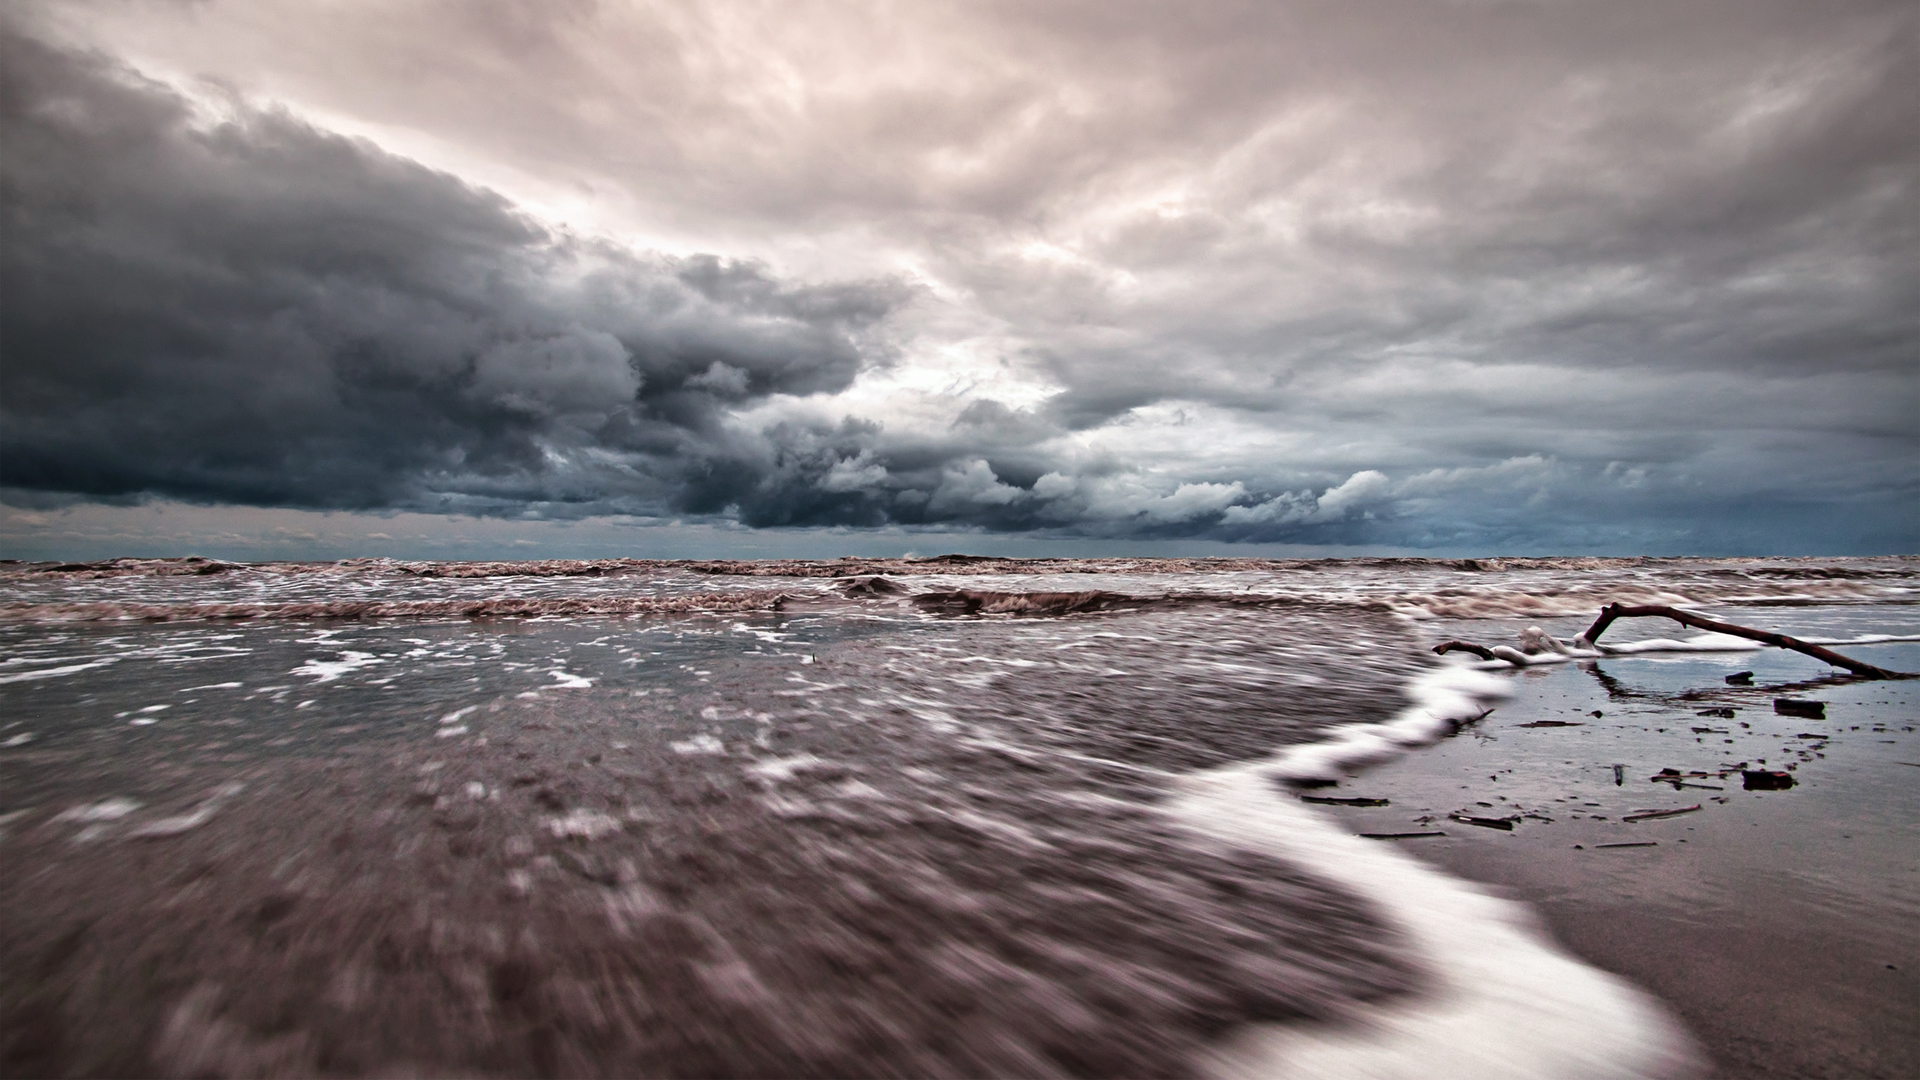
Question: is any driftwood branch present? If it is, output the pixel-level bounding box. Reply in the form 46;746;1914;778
1432;640;1496;660
1429;601;1909;680
1578;603;1902;680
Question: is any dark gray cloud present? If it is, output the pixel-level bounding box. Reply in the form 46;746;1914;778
0;26;907;519
3;1;1917;554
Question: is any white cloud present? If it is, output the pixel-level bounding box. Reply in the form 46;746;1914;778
685;361;751;396
1307;470;1392;521
928;459;1022;511
818;451;889;492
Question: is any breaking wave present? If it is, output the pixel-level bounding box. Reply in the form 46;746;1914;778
4;554;1914;632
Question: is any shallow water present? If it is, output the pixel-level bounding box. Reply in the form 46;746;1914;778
1;556;1914;1076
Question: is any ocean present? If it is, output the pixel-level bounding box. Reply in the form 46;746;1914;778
3;555;1916;1077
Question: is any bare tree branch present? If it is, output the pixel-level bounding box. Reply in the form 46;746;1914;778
1578;603;1905;680
1428;603;1910;680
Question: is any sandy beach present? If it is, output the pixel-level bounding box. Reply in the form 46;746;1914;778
1306;638;1920;1078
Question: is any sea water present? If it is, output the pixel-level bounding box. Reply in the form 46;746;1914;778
1;555;1913;1076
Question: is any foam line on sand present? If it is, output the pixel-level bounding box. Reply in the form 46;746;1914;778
1172;765;1700;1079
1170;665;1703;1079
1268;665;1513;785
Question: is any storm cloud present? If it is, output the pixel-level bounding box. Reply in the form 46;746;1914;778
0;26;912;519
3;1;1916;554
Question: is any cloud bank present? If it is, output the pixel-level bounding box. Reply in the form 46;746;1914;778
3;2;1916;555
1;27;906;520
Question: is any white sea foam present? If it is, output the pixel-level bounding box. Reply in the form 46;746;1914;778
290;650;383;682
121;703;172;726
0;658;116;685
127;782;245;839
1598;633;1760;654
746;753;827;782
1175;765;1701;1079
1269;666;1513;785
55;797;142;823
548;809;622;839
1195;660;1701;1076
670;734;727;755
1387;590;1697;621
1270;626;1817;783
1463;631;1782;672
128;805;219;837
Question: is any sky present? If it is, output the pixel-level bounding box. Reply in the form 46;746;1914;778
2;0;1915;561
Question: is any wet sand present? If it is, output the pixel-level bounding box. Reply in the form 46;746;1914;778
1306;639;1920;1078
1446;855;1918;1079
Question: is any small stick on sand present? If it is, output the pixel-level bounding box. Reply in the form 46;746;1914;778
1623;805;1701;822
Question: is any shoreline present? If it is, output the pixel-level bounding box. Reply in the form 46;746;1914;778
1297;637;1920;1078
